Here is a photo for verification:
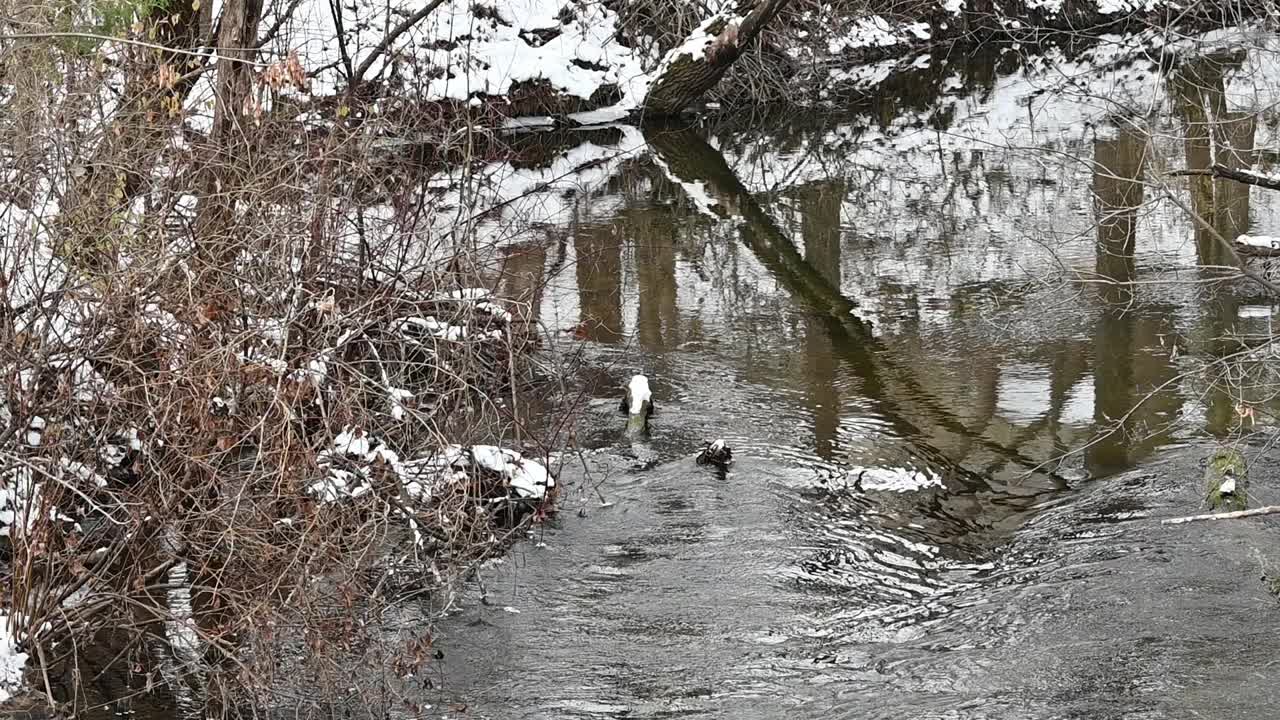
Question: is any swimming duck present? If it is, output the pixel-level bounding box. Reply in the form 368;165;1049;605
620;374;654;435
695;439;732;468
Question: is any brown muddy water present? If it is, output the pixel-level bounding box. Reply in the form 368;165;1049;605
63;34;1280;720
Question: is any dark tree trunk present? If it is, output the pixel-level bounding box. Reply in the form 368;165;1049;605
208;0;266;143
56;2;209;269
638;0;794;115
195;0;265;278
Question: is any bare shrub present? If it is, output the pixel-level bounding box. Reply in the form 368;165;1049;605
0;5;567;717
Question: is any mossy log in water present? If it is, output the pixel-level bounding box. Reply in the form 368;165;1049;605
1204;447;1247;511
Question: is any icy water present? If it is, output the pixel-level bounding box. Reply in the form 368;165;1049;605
420;37;1280;719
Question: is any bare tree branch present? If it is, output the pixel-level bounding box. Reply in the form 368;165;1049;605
350;0;449;89
1156;181;1280;295
256;0;307;48
1162;505;1280;524
1168;163;1280;191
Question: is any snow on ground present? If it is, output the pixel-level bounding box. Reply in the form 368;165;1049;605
198;0;1209;114
827;17;931;54
263;0;650;100
0;613;27;703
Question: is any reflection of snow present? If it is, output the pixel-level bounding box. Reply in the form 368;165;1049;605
1237;305;1276;320
855;465;944;492
533;25;1278;353
428;126;646;249
1061;379;1096;426
997;363;1051;423
700;31;1280;341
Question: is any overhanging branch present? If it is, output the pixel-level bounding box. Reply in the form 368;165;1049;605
350;0;449;88
1168;163;1280;191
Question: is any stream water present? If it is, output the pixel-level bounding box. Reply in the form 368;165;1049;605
418;35;1280;719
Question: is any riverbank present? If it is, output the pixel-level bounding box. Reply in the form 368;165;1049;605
232;0;1273;122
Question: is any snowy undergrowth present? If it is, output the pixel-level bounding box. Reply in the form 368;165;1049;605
309;427;555;506
0;613;26;704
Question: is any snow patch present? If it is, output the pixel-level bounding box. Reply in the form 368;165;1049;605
0;612;27;703
1236;234;1280;250
283;0;649;101
1237;305;1275;319
308;431;555;505
829;17;901;53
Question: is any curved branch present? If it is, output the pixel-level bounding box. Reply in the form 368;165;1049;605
1156;180;1280;295
256;0;307;48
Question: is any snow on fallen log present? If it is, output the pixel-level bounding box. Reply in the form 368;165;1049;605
1234;234;1280;258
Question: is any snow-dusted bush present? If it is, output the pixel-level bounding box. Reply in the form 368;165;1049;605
0;8;567;715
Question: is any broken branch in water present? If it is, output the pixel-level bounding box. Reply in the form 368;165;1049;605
1168;164;1280;191
1155;182;1280;295
1162;505;1280;525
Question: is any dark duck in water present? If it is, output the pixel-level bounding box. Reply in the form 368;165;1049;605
696;439;733;469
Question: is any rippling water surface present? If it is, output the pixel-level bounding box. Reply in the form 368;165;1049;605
424;34;1280;719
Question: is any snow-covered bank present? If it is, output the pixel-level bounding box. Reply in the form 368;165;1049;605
218;0;1268;117
250;0;651;112
0;614;26;704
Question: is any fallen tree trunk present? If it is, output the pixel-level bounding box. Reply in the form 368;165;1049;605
636;0;794;115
